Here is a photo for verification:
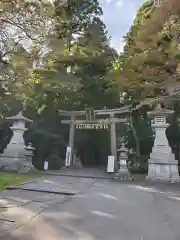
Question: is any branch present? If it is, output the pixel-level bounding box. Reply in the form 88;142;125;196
135;88;180;110
0;18;37;41
2;38;22;58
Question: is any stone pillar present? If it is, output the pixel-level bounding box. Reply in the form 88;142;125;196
147;104;180;183
110;113;117;161
68;116;75;165
114;143;133;181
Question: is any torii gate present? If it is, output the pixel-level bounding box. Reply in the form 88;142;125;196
59;106;131;165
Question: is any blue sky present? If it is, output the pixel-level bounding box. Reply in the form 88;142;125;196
99;0;146;52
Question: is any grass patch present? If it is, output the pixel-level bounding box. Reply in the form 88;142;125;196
0;172;40;191
133;174;146;181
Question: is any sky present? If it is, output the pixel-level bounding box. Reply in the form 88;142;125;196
99;0;146;52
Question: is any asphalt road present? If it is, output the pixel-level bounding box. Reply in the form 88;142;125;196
1;176;180;240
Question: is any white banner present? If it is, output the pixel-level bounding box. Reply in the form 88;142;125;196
44;161;48;170
65;146;72;166
107;156;115;173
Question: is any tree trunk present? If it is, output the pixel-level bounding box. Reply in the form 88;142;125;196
129;112;141;167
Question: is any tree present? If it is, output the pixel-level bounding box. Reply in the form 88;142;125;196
0;0;55;122
105;0;180;167
0;0;53;64
65;17;119;109
54;0;103;48
108;0;180;103
11;0;117;169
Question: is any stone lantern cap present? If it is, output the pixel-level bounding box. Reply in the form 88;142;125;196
25;143;35;151
6;111;33;123
119;143;128;153
147;104;173;118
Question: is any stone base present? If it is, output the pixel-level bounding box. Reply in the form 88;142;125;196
146;176;180;183
0;148;35;173
72;158;83;169
114;167;133;181
150;151;176;163
18;164;36;174
147;162;180;183
0;160;35;173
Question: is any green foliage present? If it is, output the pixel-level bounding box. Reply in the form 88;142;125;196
0;172;39;190
68;18;119;109
2;0;119;169
109;0;180;103
106;0;180;165
3;0;180;170
54;0;102;43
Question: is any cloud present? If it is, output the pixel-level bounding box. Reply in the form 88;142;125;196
115;0;123;7
103;0;123;7
100;0;146;52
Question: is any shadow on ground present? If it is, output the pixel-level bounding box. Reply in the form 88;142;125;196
1;177;180;239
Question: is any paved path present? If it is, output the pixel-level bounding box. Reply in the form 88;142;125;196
40;167;112;179
1;176;180;239
5;176;94;194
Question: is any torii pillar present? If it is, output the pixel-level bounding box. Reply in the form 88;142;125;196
68;116;76;165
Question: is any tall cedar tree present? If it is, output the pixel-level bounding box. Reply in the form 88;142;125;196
108;0;180;103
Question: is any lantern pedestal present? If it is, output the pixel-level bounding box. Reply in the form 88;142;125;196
72;157;83;169
0;112;34;173
147;104;180;183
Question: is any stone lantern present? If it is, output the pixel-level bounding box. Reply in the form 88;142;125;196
114;142;133;181
23;143;36;173
0;111;34;172
147;104;180;183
